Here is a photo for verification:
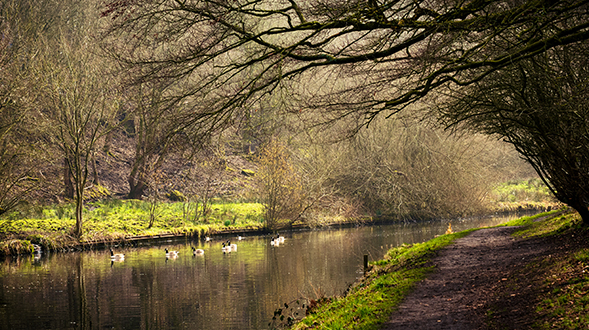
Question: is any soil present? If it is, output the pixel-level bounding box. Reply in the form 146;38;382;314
381;220;584;329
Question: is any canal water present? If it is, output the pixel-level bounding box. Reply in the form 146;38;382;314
0;214;523;329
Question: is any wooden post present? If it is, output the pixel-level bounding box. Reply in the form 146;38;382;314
363;254;369;273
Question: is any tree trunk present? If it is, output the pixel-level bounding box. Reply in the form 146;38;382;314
572;203;589;225
91;153;100;186
75;187;84;237
64;158;74;199
103;129;113;154
128;175;147;199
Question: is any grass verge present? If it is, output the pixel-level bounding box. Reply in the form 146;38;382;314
496;211;589;329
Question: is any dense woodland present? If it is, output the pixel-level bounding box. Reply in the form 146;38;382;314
4;0;585;238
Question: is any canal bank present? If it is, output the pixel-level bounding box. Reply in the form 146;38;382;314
290;209;589;330
0;201;548;257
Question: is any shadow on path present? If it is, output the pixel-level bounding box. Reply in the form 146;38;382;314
381;227;553;330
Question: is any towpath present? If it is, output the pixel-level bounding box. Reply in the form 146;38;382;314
381;226;556;329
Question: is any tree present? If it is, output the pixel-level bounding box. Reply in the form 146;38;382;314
101;0;589;132
256;139;305;230
125;84;179;199
35;33;117;238
0;33;37;215
101;0;589;221
0;0;59;215
434;43;589;223
178;146;228;224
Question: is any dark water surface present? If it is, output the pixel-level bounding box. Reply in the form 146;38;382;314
0;215;522;329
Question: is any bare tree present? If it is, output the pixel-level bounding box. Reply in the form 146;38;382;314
0;1;61;214
35;33;117;237
101;0;589;222
100;0;589;131
256;139;305;229
125;84;179;199
435;43;589;223
179;146;228;223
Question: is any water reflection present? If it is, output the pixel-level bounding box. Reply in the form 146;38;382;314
0;214;521;329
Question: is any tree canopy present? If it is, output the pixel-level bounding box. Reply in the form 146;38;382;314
436;43;589;222
101;0;589;129
101;0;589;222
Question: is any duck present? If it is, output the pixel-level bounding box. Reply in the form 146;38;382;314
110;248;125;261
237;235;244;240
165;248;179;258
33;244;42;254
192;246;205;255
229;241;237;251
277;234;285;243
205;237;212;242
270;237;279;247
222;243;231;253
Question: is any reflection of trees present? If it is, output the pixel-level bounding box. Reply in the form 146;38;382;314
0;236;401;329
74;254;92;330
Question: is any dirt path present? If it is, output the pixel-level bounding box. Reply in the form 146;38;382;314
381;226;554;329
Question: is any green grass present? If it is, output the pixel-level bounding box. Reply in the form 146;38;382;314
496;208;562;228
0;199;265;253
484;211;589;330
489;178;558;213
491;178;553;203
510;209;578;238
516;212;589;330
290;230;475;330
290;209;589;330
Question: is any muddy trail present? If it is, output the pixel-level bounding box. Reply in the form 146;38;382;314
381;222;580;329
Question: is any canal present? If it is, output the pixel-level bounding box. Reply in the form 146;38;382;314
0;214;523;329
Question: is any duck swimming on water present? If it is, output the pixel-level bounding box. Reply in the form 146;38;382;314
110;248;125;261
192;246;205;255
165;248;179;258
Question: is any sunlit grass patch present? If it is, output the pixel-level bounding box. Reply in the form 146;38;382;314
491;178;553;203
489;178;559;213
497;209;561;228
293;268;427;330
0;199;265;252
511;210;579;238
377;229;476;270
